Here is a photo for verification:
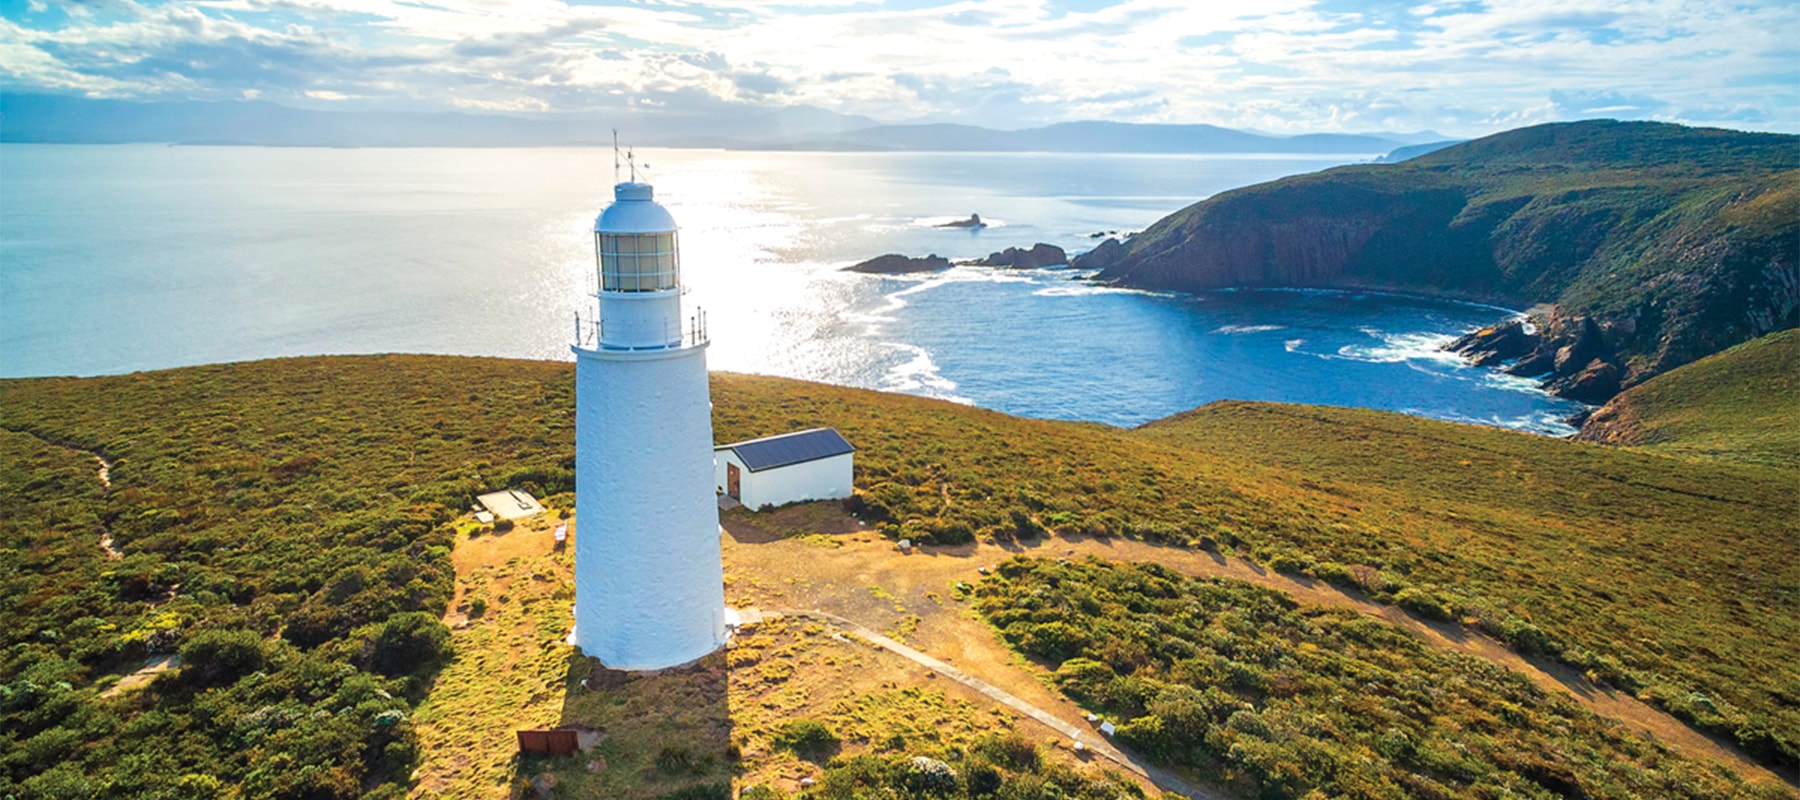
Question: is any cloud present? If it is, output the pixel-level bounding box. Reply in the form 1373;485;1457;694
452;19;605;59
1549;89;1668;118
0;0;1792;135
731;68;788;96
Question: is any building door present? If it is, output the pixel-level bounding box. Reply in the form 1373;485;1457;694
727;463;740;500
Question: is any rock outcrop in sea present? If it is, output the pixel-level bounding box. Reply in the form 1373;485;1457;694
1070;237;1127;270
969;243;1066;269
936;214;986;229
844;253;953;274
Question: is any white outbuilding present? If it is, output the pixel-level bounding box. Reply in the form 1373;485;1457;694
715;428;855;511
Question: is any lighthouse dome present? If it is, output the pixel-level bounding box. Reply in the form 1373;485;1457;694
595;182;677;234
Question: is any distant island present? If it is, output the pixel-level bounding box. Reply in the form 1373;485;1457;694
1083;120;1800;407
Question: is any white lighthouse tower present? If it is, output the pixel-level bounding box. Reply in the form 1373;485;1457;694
570;177;727;670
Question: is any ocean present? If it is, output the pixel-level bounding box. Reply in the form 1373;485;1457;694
0;144;1586;433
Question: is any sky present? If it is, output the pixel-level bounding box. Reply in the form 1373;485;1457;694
1;0;1795;136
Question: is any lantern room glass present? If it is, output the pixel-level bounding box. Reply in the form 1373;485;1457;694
596;232;679;292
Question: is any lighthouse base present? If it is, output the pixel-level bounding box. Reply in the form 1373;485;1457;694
570;341;727;671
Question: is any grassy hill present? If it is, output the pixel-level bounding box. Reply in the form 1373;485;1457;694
2;356;1796;796
1576;328;1800;465
1090;120;1800;394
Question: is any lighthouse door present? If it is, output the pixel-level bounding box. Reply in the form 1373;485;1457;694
727;463;741;500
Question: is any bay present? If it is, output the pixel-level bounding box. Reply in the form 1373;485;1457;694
0;144;1585;433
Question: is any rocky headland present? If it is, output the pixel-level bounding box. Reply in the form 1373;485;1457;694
1086;120;1800;404
1443;311;1622;404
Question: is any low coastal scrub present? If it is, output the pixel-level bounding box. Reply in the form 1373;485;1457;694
0;355;574;798
974;557;1783;799
3;354;1794;792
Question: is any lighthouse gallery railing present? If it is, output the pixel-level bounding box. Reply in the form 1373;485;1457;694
573;307;708;351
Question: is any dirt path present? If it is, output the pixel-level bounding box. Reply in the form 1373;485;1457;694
721;513;1791;789
780;608;1221;800
93;455;122;560
99;654;177;699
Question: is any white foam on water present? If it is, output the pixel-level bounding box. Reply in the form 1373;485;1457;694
1334;329;1465;365
844;270;957;326
1481;370;1555;394
1284;338;1306;353
939;265;1039;284
1213;324;1287;334
1032;283;1168;298
880;342;972;404
1419;407;1579;437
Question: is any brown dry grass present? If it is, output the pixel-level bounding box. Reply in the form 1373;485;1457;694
411;502;1152;800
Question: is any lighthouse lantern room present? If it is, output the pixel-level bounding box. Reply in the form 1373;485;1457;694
570;178;727;670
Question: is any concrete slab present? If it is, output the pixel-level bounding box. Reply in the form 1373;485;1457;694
476;489;545;520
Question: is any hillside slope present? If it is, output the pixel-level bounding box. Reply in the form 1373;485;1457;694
1088;120;1800;399
2;356;1795;794
1576;327;1800;465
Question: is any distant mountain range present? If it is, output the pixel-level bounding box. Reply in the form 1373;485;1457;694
0;93;878;148
746;121;1409;154
1;93;1426;154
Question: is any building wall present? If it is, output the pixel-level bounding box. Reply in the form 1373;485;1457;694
716;450;853;510
573;343;726;670
715;449;746;501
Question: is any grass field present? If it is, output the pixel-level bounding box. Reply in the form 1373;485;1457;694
2;354;1794;796
1577;328;1800;466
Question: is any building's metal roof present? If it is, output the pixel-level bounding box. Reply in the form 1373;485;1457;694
595;182;678;233
716;427;854;472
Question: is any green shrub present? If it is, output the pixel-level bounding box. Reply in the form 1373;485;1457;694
179;628;266;687
365;612;451;676
1393;586;1454;621
772;719;838;758
971;732;1040;771
1263;550;1312;574
654;744;698;775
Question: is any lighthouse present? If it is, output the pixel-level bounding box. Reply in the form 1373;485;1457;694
570;178;727;670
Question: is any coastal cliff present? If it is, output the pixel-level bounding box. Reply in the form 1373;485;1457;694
1094;120;1800;400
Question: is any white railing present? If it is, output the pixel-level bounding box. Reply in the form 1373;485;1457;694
573;307;708;351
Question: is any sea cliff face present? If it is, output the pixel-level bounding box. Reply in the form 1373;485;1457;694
1094;121;1800;400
